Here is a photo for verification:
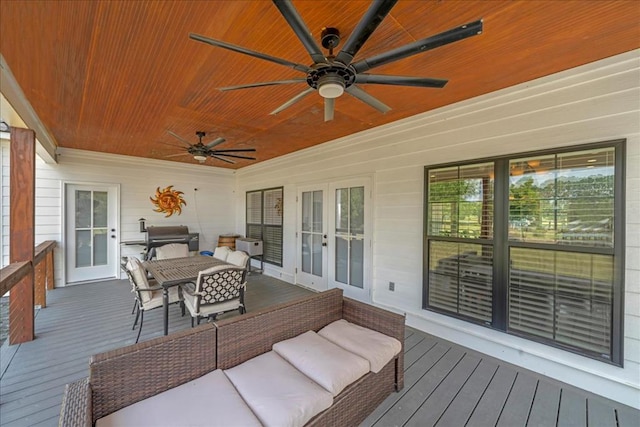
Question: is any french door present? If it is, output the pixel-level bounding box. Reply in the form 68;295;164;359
296;184;328;291
296;178;371;301
65;183;119;284
328;178;371;301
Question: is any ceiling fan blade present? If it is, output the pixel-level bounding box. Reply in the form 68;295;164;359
213;153;257;160
345;84;391;113
211;154;236;165
164;152;192;158
190;33;310;73
351;19;483;73
272;0;325;63
219;79;307;91
205;137;226;148
355;74;448;88
158;141;187;149
212;155;235;164
210;148;257;153
270;87;315;115
167;130;193;147
334;0;398;65
324;98;335;122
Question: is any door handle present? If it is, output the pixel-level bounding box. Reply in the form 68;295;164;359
111;235;116;239
322;242;327;247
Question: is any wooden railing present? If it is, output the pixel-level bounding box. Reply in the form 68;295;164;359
0;240;56;342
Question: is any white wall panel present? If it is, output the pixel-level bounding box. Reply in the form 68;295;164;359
236;50;640;407
30;149;236;286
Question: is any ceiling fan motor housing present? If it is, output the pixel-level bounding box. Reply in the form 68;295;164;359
307;64;356;98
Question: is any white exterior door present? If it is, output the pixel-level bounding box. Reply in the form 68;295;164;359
328;178;371;302
296;184;328;291
65;183;119;284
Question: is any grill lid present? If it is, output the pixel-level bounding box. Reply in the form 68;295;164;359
146;225;189;241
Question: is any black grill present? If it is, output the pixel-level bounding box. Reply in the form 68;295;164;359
145;226;199;259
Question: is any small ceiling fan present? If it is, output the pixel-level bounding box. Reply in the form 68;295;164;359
164;131;256;164
190;0;483;121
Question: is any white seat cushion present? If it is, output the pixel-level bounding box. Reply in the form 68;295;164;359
126;258;152;304
224;351;333;427
156;243;189;260
273;330;370;396
227;250;249;268
213;246;232;261
96;369;261;427
318;319;402;373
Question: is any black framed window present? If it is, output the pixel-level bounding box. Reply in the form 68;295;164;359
424;141;624;364
246;187;283;266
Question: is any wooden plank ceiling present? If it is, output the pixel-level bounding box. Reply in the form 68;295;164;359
1;1;638;169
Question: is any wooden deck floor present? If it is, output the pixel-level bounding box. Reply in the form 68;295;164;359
1;275;638;427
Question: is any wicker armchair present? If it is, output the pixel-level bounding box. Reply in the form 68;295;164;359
180;265;247;326
125;257;183;342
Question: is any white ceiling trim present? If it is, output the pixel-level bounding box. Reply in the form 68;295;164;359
56;147;235;177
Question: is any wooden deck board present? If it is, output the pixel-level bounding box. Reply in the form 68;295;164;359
434;359;499;427
404;353;481;426
496;372;538;426
373;346;467;426
588;398;618;427
464;364;519;427
558;388;587;427
527;379;561;427
1;275;638;427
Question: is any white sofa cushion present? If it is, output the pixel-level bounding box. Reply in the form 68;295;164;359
273;330;370;396
224;351;333;427
318;319;402;373
96;369;261;427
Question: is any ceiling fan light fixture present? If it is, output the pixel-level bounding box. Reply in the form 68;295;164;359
317;74;345;99
318;81;344;98
193;154;207;163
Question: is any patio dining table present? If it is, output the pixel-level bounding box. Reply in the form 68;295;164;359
143;255;227;335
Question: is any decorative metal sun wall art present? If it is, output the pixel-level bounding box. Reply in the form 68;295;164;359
150;185;187;217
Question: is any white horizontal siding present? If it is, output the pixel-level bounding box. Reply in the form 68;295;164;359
236;50;640;408
8;150;237;287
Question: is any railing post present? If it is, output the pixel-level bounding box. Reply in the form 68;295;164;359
8;127;36;344
46;250;55;290
35;260;46;308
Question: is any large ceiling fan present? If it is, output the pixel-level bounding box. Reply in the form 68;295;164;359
164;131;256;164
190;0;483;121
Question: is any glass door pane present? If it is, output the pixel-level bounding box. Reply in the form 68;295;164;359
301;190;323;276
74;190;109;268
335;186;364;288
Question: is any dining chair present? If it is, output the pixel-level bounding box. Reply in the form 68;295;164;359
180;265;247;326
227;250;250;270
156;243;190;260
213;246;233;261
125;257;183;343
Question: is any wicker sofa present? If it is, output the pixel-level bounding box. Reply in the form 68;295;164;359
59;288;405;426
